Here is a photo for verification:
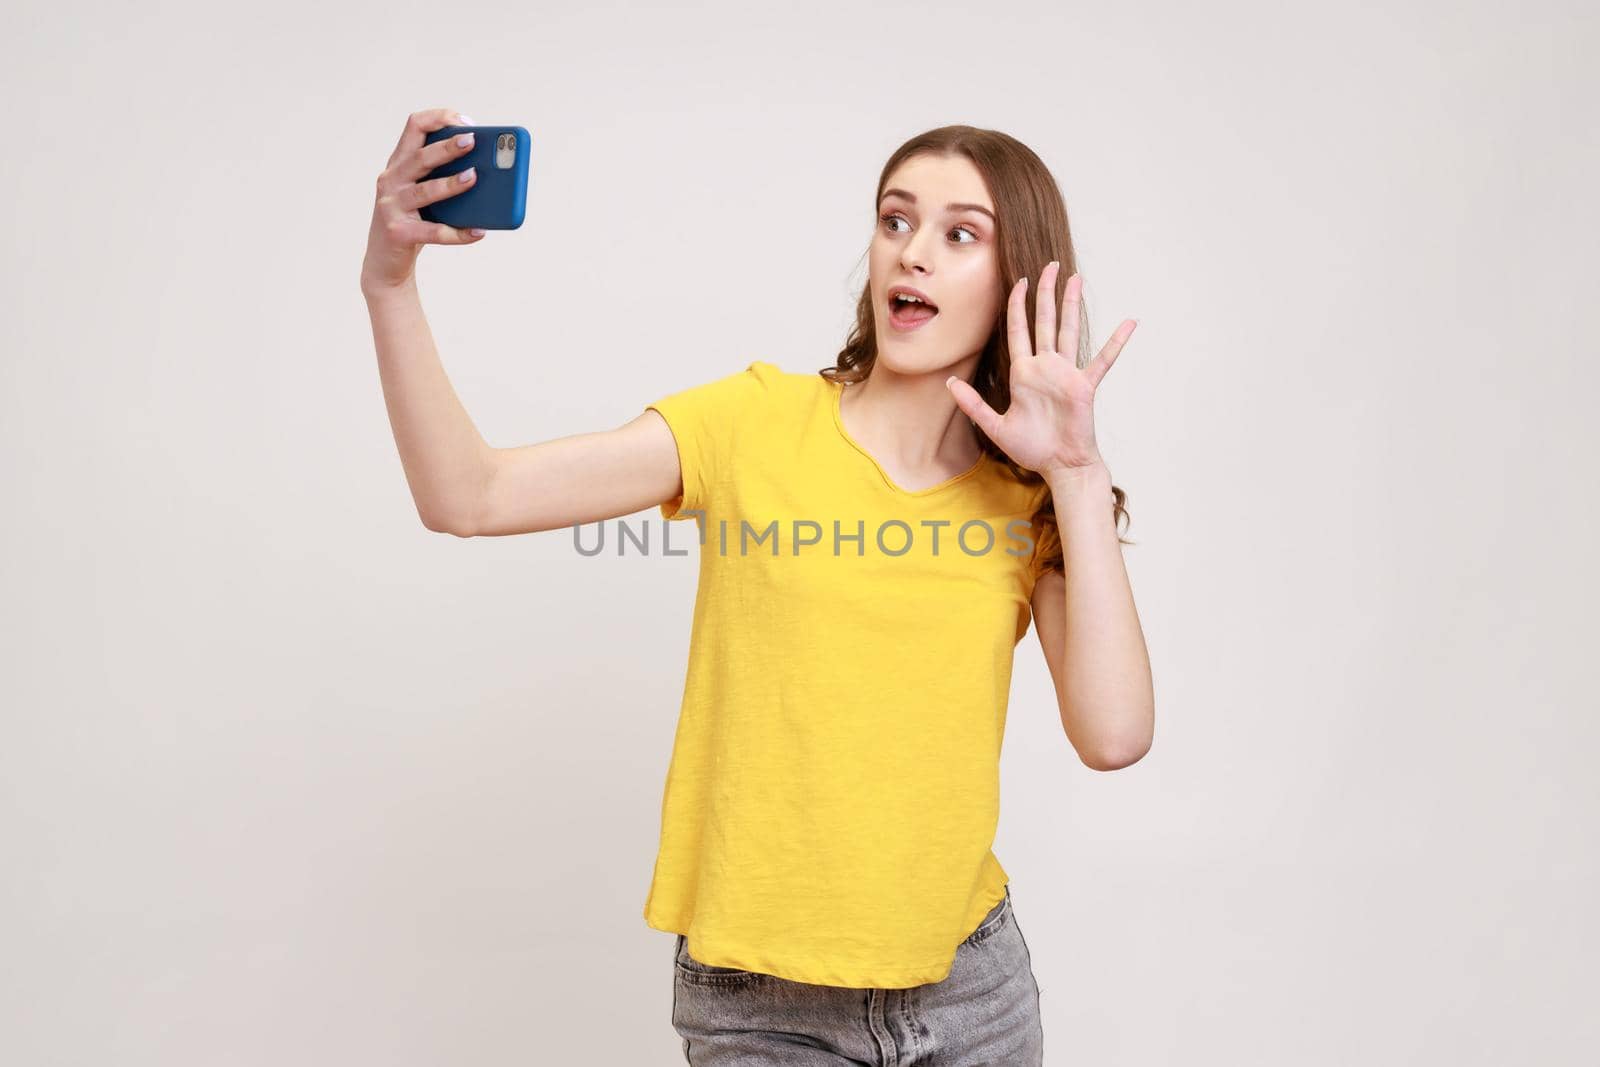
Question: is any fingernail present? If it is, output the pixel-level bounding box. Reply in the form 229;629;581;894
458;167;475;183
457;114;476;125
470;228;486;236
455;132;474;147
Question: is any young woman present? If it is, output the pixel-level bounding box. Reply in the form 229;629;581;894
363;110;1154;1066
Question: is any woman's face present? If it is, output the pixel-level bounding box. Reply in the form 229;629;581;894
869;152;1003;377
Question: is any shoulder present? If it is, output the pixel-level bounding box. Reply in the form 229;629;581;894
746;359;825;398
647;359;774;414
655;358;804;400
644;360;826;447
721;359;829;415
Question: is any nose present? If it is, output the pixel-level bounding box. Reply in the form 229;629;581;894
899;227;936;275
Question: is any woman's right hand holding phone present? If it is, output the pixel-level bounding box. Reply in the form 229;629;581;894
359;106;685;538
361;107;484;293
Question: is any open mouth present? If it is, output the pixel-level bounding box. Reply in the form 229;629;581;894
888;294;939;329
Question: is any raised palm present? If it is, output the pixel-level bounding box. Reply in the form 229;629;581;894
946;263;1136;479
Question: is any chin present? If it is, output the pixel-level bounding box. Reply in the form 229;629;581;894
874;321;978;377
870;341;954;378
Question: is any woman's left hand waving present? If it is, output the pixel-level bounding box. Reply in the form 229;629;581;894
946;262;1135;480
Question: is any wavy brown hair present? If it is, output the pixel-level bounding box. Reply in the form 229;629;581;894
819;125;1133;575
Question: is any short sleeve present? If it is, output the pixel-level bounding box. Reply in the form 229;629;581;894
644;360;776;520
1027;488;1063;584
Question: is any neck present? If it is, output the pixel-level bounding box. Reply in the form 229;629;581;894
840;359;985;474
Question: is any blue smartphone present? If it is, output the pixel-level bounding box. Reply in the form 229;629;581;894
418;124;531;230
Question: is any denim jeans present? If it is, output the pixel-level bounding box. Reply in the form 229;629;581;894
670;884;1044;1065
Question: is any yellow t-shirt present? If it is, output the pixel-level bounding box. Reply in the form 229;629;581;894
641;359;1053;988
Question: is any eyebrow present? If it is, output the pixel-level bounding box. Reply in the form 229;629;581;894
879;188;995;223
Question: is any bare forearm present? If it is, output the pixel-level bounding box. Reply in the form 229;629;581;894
362;277;491;532
1045;462;1155;765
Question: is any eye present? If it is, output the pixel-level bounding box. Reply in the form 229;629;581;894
879;213;981;244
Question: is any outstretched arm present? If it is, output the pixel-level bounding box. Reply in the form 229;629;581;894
361;107;684;538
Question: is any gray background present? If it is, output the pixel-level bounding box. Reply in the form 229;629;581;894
4;0;1596;1063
